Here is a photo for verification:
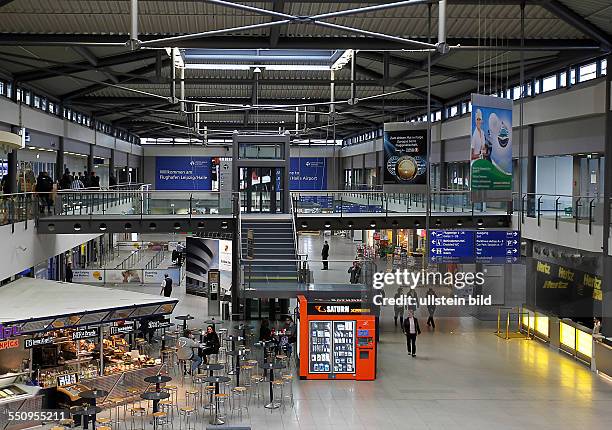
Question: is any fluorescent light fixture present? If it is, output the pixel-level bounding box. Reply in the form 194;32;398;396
184;64;330;71
331;49;353;71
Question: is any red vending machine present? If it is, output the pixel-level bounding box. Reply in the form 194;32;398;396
298;295;376;381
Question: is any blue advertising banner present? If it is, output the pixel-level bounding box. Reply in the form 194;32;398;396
475;230;520;263
299;195;333;210
155;156;212;190
290;157;327;190
429;230;475;263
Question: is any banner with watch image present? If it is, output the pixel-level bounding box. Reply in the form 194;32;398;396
383;122;428;193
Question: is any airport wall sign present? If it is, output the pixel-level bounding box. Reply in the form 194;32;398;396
429;230;520;264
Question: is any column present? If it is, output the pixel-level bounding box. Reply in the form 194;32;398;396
526;125;536;216
602;54;612;337
439;140;447;191
7;125;18;194
56;136;65;182
87;144;94;174
109;149;115;184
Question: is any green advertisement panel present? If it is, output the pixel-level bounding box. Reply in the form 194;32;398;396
470;94;513;191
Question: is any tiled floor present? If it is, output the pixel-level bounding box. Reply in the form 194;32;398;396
106;234;612;429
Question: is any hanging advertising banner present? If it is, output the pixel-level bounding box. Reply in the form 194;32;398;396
143;269;181;285
470;94;513;201
383;122;428;193
289;157;328;190
218;239;233;272
105;269;142;284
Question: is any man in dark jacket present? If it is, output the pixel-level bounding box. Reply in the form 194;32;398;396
160;274;173;297
348;261;361;284
59;168;72;190
35;172;54;214
321;240;329;270
65;261;73;283
90;171;100;189
426;287;438;329
403;310;421;357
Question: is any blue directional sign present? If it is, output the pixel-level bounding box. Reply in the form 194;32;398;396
475;230;520;263
429;230;475;263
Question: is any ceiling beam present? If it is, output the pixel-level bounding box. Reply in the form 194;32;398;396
17;50;158;82
269;0;285;48
61;58;171;101
71;46;120;84
69;96;427;107
354;63;444;105
108;77;383;87
540;0;612;51
359;52;477;82
0;34;601;51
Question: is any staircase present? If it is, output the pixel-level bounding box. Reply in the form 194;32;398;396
241;217;298;287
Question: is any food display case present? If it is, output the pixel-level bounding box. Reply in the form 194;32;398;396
298;295;376;381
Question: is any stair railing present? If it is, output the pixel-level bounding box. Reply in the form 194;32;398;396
289;194;300;280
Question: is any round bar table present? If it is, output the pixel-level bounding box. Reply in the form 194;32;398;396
71;406;101;430
78;391;108;430
260;362;285;409
175;315;195;331
140;391;170;414
203;376;231;425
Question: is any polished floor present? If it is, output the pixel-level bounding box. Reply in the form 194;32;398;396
108;235;612;429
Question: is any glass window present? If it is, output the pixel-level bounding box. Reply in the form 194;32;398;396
512;86;521;100
579;63;597;82
449;105;458;117
542;75;557;92
570;68;576;85
24;91;31;105
0;81;4;96
602;59;607;76
559;71;567;87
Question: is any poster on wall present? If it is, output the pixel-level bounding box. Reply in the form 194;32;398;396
289;157;327;190
383;122;428;193
143;269;181;285
105;269;142;284
71;269;104;283
470;94;513;201
155;156;212;190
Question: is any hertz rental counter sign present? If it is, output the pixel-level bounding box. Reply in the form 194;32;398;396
536;260;602;301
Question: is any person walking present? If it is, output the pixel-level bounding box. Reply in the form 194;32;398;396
90;171;100;189
35;171;54;214
403;310;421;357
160;274;173;297
348;261;362;284
426;287;438;329
407;287;419;312
321;240;329;270
65;261;73;283
393;287;405;330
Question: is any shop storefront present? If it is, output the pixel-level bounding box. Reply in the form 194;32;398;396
0;278;178;428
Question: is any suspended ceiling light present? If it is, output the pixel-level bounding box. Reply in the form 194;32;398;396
184;64;331;71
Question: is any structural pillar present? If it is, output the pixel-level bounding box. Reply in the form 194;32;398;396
7;125;19;194
439;139;447;190
109;149;115;183
526;125;536;217
602;54;612;336
87;144;94;174
56;136;65;181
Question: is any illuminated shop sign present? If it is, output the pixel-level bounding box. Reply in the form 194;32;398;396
308;303;370;315
0;323;21;340
148;319;171;329
0;339;19;350
24;336;54;349
110;322;134;335
72;327;99;340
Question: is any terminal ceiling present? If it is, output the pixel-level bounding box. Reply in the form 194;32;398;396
0;0;610;140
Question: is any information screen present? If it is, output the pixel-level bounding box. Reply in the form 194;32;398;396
309;321;331;373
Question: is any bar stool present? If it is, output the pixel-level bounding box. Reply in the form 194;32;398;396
281;374;295;408
127;388;143;408
178;407;195;430
128;407;146;430
50;426;64;430
249;373;265;405
272;379;284;410
59;418;74;428
213;393;229;423
158;400;174;421
152;411;171;430
135;338;147;355
240;364;254;388
231;386;249;419
275;354;289;373
108;397;123;428
96;416;112;427
177;359;189;384
184;389;200;411
162;384;179;413
98;426;112;430
161;348;176;372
